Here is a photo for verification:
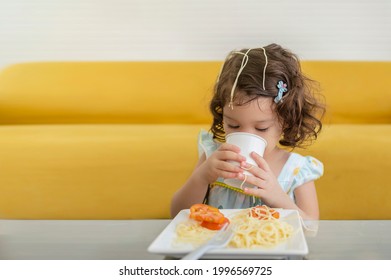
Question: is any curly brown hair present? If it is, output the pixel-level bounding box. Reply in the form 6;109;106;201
210;43;325;148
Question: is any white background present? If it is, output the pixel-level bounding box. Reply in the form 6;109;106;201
0;0;390;69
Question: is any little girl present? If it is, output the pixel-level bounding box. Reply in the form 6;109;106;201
171;43;325;220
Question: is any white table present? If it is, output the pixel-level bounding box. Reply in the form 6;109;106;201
0;220;390;259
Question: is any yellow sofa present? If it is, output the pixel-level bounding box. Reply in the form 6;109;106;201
0;61;390;220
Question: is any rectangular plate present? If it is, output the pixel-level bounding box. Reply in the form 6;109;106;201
148;209;308;259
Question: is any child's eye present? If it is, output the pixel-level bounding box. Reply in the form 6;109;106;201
256;127;269;132
227;125;240;129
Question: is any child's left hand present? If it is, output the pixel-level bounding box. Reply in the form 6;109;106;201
239;152;288;207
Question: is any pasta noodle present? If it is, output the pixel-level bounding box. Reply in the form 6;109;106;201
229;207;293;248
173;220;215;247
175;206;294;248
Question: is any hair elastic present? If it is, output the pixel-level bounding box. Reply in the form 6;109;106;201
274;81;288;103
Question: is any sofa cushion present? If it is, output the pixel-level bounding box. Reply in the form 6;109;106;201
297;124;391;219
0;124;205;219
0;123;390;220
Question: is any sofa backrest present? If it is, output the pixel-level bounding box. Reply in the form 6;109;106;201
1;61;390;125
302;61;391;124
0;62;219;125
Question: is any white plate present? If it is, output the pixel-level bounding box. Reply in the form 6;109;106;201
148;209;308;259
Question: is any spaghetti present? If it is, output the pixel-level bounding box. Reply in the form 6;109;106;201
173;220;216;247
229;206;293;248
175;205;294;248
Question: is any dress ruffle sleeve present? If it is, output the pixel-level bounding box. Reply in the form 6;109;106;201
290;156;324;193
197;129;220;158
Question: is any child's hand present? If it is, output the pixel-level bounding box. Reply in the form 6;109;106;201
240;152;288;207
200;143;246;184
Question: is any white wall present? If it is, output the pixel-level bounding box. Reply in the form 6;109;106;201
0;0;390;69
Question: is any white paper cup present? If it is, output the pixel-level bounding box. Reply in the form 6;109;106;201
223;132;267;189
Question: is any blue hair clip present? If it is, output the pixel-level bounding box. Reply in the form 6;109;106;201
274;80;288;103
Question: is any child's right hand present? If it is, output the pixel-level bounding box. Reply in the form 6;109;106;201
199;143;246;184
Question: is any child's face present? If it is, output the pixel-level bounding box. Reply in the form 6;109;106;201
222;96;283;157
